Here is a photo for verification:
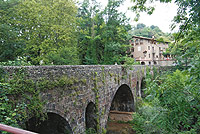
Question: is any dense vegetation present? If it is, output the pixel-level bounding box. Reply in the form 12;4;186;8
129;23;173;42
0;0;79;65
131;67;200;133
130;0;200;133
0;0;135;65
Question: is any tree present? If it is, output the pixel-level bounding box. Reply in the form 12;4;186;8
136;23;146;29
77;0;131;65
129;23;173;41
102;0;131;64
14;0;79;65
77;0;105;64
0;0;24;62
132;69;200;133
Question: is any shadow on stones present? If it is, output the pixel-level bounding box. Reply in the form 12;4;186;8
110;84;134;112
26;112;72;134
85;102;97;133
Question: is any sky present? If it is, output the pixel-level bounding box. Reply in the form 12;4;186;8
79;0;179;33
120;0;179;33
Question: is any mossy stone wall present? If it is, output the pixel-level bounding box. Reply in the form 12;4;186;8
2;65;146;133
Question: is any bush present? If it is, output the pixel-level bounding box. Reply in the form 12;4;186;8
0;57;32;66
130;69;200;134
0;82;26;133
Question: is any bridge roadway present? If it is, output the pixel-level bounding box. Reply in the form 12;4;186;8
3;65;148;133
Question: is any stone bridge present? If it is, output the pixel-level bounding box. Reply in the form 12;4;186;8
3;65;148;134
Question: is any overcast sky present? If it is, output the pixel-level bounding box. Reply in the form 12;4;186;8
121;0;179;33
78;0;178;33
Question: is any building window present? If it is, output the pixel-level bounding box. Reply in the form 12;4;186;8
143;51;147;57
141;62;145;65
131;55;133;58
149;62;151;65
138;46;141;51
149;54;150;58
135;39;139;45
152;47;154;50
140;39;143;44
131;48;134;52
156;55;158;58
148;46;150;50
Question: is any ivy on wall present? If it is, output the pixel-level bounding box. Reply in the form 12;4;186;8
0;67;87;132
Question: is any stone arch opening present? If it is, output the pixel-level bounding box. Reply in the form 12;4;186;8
141;61;145;65
85;102;97;132
136;81;140;97
141;78;146;98
106;84;135;133
110;84;134;112
26;112;72;134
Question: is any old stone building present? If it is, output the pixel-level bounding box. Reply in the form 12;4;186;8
130;35;174;66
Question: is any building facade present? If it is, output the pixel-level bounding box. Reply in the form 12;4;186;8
130;36;173;66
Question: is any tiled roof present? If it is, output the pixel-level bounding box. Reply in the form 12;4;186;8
132;35;170;43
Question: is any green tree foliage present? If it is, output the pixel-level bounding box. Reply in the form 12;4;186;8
0;57;32;66
0;83;18;127
166;0;200;77
13;0;80;65
168;29;200;67
1;0;132;65
0;59;32;132
131;69;200;133
0;0;24;62
77;0;104;64
103;0;132;64
77;0;131;65
129;23;173;42
136;23;146;29
47;46;80;65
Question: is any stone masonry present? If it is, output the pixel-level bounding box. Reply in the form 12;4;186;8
2;65;147;133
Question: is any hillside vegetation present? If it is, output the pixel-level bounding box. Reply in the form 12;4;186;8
129;23;173;42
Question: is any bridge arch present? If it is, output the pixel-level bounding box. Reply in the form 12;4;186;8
136;81;140;97
26;112;72;134
106;84;135;133
141;77;146;98
85;102;97;132
110;84;134;112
